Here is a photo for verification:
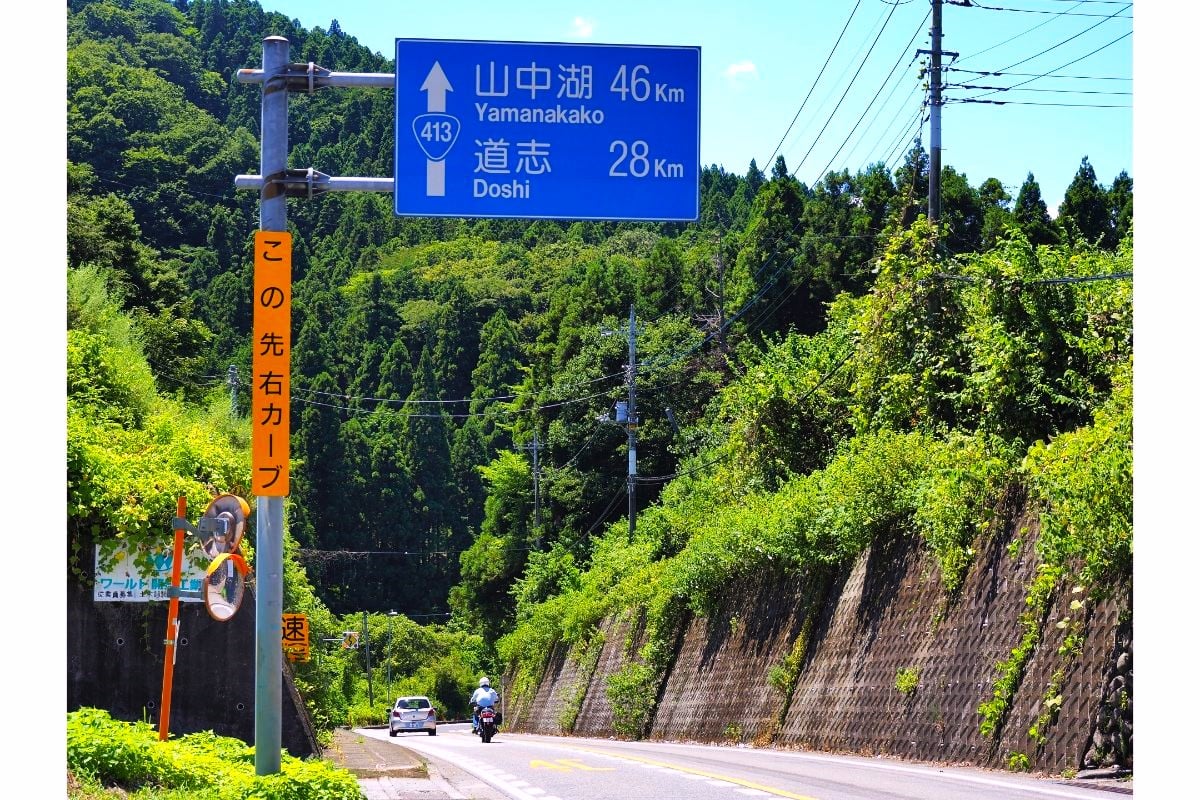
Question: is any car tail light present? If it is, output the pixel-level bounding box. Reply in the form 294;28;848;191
392;709;401;718
427;709;436;719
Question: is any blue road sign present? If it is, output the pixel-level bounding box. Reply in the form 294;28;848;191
394;39;700;221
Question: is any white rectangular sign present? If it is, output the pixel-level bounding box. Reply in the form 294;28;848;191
93;544;207;603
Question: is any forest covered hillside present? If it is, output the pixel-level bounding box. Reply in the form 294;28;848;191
66;0;1131;755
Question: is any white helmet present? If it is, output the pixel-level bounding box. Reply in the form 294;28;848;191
479;677;491;688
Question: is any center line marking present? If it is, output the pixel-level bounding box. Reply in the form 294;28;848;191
554;745;820;800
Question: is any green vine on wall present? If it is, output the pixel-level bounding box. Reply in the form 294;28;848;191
1029;590;1088;747
978;563;1061;739
557;634;604;733
978;362;1130;742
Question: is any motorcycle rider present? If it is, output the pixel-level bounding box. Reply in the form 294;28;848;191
469;677;500;733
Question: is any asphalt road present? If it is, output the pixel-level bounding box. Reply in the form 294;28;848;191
359;723;1128;800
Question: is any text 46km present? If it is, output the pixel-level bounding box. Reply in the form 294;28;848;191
609;64;687;103
609;140;685;178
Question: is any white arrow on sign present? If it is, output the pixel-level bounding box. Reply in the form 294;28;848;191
421;62;453;196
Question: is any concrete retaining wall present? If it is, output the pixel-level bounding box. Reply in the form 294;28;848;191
67;569;319;758
510;490;1130;774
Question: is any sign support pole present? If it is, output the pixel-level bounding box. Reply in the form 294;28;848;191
254;34;289;777
158;496;187;741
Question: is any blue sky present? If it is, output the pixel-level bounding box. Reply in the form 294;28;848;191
259;0;1133;212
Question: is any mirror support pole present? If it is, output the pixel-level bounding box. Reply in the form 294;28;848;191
158;496;188;741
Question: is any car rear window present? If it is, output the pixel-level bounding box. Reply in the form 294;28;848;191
396;698;430;709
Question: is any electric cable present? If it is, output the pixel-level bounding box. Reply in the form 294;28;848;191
790;0;902;179
763;0;865;171
808;8;930;188
945;83;1130;95
944;66;1129;80
957;30;1131;101
964;2;1131;18
956;0;1090;63
991;4;1130;74
858;84;926;173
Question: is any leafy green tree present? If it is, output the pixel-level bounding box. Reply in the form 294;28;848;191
731;169;807;336
449;450;535;641
405;344;460;601
291;371;345;548
891;143;929;227
377;339;414;401
1109;170;1133;243
1014;173;1061;247
432;282;479;404
937;167;984;254
1059;157;1114;248
978;177;1014;249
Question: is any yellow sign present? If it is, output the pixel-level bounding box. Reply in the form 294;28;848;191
282;613;309;662
342;630;360;650
252;231;291;495
283;643;310;663
282;613;309;645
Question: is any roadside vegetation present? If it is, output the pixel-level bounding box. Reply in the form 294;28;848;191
499;224;1132;744
67;708;360;799
66;0;1133;771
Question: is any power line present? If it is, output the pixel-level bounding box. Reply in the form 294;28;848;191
90;173;244;204
859;86;925;173
962;1;1131;17
956;0;1090;63
583;483;630;536
950;98;1129;107
808;8;930;187
556;423;608;472
960;30;1132;101
290;383;622;420
763;0;865;170
946;83;1130;94
790;0;902;179
847;64;924;172
945;66;1130;80
886;105;928;173
993;4;1131;74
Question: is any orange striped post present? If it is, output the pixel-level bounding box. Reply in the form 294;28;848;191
158;496;187;741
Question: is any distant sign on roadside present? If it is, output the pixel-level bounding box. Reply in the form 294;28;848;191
93;545;206;603
394;39;700;221
282;613;310;662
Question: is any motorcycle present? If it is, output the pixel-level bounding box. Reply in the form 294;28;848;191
476;705;498;743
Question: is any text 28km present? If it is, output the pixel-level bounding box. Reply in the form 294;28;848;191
609;140;685;178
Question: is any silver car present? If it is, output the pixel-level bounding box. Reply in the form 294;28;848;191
389;695;437;736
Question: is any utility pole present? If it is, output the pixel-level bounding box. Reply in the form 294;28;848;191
236;40;395;776
252;35;288;778
626;304;638;542
705;237;730;355
918;1;958;232
518;432;542;544
227;365;239;417
364;611;373;708
386;610;398;701
929;0;943;227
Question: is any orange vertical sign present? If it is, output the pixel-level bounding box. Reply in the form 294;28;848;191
252;231;291;496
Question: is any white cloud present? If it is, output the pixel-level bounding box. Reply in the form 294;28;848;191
724;60;758;83
570;17;595;38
